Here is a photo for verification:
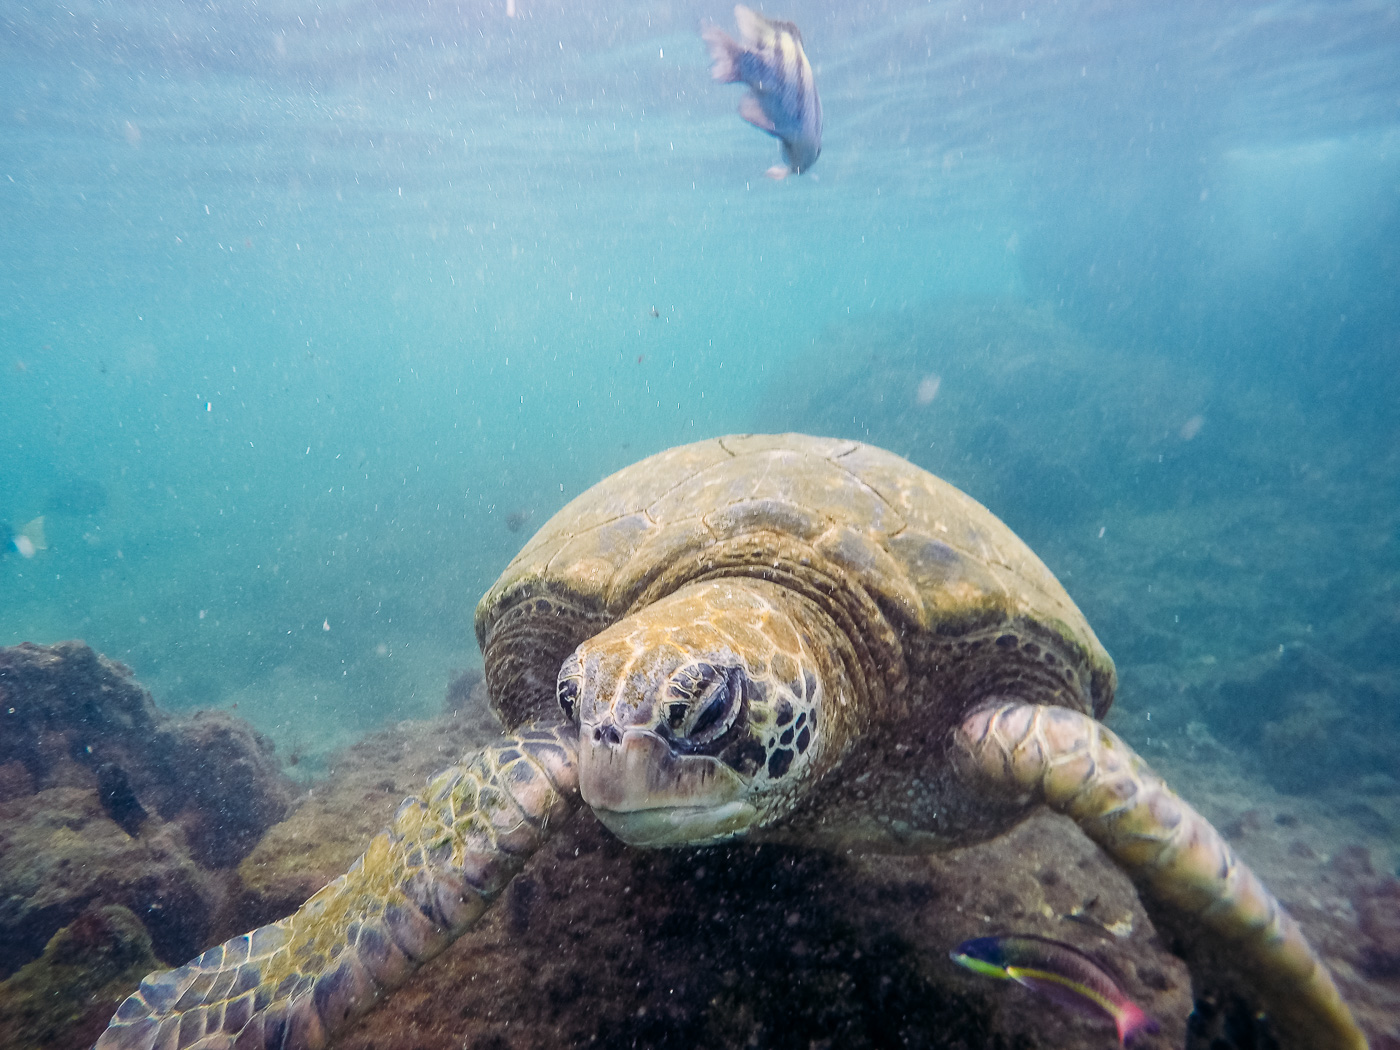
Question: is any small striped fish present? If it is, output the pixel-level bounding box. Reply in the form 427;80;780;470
702;5;822;179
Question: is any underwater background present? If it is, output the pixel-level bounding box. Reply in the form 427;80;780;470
1;0;1398;1045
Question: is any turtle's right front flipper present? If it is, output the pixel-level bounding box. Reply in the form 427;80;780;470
95;723;579;1050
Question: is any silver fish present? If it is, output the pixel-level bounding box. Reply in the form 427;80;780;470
702;5;822;179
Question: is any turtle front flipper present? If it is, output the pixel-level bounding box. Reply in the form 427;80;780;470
94;724;579;1050
954;701;1368;1050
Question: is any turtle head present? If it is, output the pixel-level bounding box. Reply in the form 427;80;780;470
559;580;840;847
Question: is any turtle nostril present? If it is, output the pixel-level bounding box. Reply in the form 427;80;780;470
593;724;622;747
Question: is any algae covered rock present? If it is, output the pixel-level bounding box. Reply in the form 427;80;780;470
757;301;1217;549
0;641;297;980
0;784;223;977
0;905;158;1050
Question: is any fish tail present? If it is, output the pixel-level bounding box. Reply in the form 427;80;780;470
20;516;47;551
1115;995;1159;1045
701;24;742;83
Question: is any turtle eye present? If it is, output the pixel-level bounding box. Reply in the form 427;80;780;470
666;663;746;752
556;674;581;722
689;680;734;742
688;668;747;746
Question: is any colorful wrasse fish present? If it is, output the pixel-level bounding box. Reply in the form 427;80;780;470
702;5;822;180
950;934;1160;1046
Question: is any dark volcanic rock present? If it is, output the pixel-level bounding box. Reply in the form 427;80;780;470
21;649;1392;1047
331;812;1190;1050
443;665;486;715
1328;847;1400;981
164;708;299;868
756;301;1217;556
231;711;1400;1049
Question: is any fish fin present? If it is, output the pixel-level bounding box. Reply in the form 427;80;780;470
20;516;46;551
738;93;777;134
764;165;790;180
1115;1000;1160;1046
700;25;742;83
732;5;769;48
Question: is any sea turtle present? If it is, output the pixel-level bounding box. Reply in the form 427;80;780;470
95;434;1367;1050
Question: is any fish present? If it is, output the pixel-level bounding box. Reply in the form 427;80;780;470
950;934;1160;1046
701;5;822;180
2;516;47;559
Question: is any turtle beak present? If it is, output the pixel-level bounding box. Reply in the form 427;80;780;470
579;725;756;846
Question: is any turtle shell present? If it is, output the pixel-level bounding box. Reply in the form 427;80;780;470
475;434;1114;730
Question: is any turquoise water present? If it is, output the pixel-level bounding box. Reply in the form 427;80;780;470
2;0;1397;773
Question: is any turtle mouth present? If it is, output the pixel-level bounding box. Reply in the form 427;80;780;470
579;725;757;846
593;800;758;847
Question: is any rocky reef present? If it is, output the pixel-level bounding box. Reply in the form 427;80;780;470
0;641;297;1046
4;642;1398;1047
235;708;1193;1050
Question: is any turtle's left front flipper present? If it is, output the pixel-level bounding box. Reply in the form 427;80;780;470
95;723;579;1050
954;702;1368;1050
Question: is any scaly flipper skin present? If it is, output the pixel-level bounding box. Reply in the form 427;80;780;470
954;701;1368;1050
94;724;579;1050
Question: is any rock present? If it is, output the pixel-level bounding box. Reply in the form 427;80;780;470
322;811;1190;1050
1327;847;1400;980
444;666;487;715
237;710;1192;1050
163;708;298;868
0;641;297;981
0;905;158;1050
1193;644;1400;793
756;301;1216;555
